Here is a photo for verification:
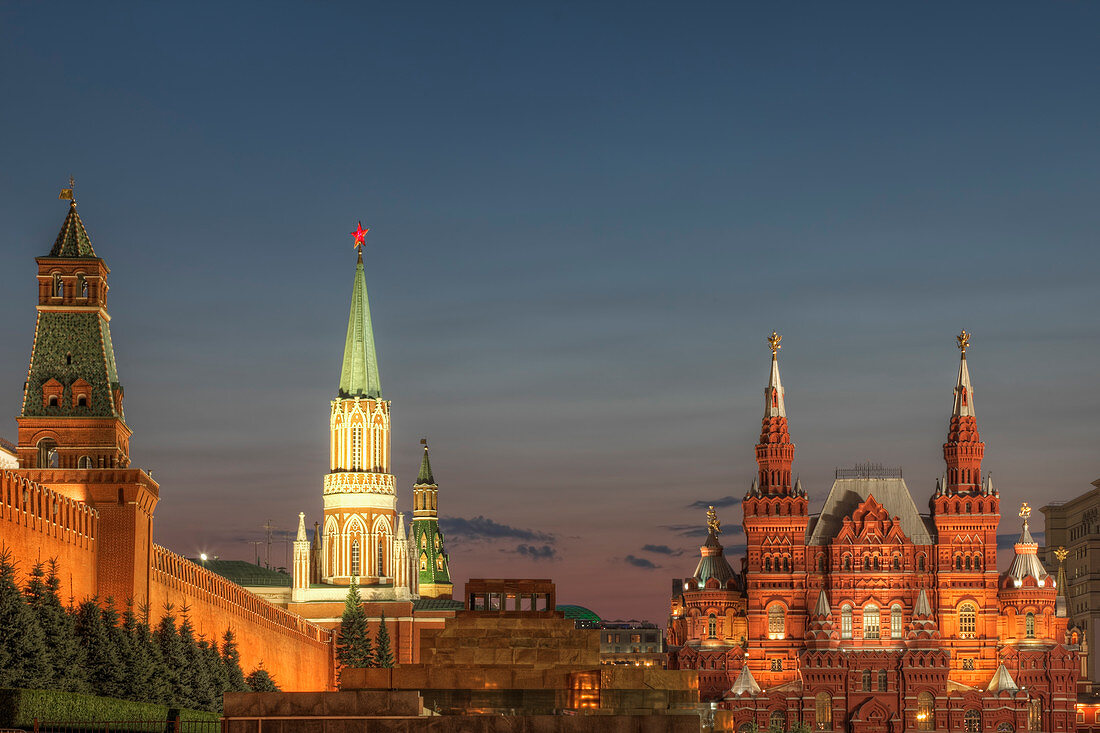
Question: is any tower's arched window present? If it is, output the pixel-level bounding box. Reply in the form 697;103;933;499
918;554;926;571
1026;612;1036;638
78;274;88;298
891;604;903;639
959;603;977;636
377;536;385;576
350;540;360;577
841;605;852;639
767;605;785;639
37;438;58;469
78;456;91;469
53;273;63;298
814;692;831;730
917;692;935;730
964;709;981;733
878;669;888;691
435;555;444;571
419;553;427;572
707;613;717;638
863;604;880;639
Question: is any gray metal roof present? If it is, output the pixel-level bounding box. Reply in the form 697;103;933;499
807;477;935;546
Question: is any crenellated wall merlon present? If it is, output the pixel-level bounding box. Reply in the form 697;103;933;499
0;469;98;548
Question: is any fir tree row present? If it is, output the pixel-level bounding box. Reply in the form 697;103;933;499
335;579;394;685
0;549;279;712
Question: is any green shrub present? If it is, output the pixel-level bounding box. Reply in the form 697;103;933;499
0;688;219;729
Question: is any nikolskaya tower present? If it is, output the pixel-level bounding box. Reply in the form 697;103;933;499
288;221;453;606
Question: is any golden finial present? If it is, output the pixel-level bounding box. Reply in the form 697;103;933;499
1019;502;1031;521
706;506;721;536
956;330;971;354
59;175;75;202
1055;547;1069;563
768;331;782;356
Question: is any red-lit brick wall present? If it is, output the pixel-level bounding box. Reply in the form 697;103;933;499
0;470;97;599
149;545;333;691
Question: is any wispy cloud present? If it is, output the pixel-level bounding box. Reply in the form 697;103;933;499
625;554;660;569
513;544;558;561
661;523;744;538
687;496;742;510
642;544;683;556
440;516;556;543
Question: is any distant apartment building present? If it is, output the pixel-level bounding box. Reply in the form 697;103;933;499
1041;478;1100;688
599;621;666;667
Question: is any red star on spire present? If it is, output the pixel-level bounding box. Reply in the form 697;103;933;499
350;220;369;250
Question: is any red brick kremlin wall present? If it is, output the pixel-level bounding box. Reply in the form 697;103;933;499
1;468;334;692
0;469;98;600
150;545;334;691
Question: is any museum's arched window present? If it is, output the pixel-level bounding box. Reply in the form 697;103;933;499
708;613;717;638
769;711;785;731
782;556;790;572
864;555;872;570
861;669;871;691
891;604;903;639
768;604;785;639
917;554;926;571
1028;699;1042;730
765;557;772;572
997;724;1015;733
965;556;972;570
738;725;755;733
841;605;852;639
964;709;981;733
893;555;901;570
843;555;852;571
975;554;982;570
78;455;92;469
955;555;963;570
916;692;935;730
863;604;880;639
37;438;58;469
350;540;360;577
878;669;888;691
814;692;831;730
1026;612;1036;638
817;555;825;572
959;603;977;637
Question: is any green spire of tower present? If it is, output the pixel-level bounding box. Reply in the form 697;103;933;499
49;202;97;258
337;249;382;399
416;440;434;485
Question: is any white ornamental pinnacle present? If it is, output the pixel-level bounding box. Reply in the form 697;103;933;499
764;331;786;418
952;331;976;418
296;511;308;542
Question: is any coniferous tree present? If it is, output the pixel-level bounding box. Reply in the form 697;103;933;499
75;598;125;699
155;604;192;708
373;612;394;668
245;664;280;692
37;559;89;693
138;602;172;705
179;606;215;711
0;548;49;689
221;629;249;692
118;600;161;703
335;579;372;683
201;636;229;712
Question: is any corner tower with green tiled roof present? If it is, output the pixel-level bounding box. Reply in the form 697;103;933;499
16;200;132;469
412;441;453;599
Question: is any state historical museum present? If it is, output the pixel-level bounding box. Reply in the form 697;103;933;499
667;333;1080;733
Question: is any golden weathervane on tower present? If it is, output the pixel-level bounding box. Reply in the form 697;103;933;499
1055;547;1069;563
768;331;782;355
59;176;75;202
957;330;971;354
706;506;721;536
1019;502;1031;521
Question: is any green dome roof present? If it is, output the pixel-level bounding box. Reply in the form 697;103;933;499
557;604;601;623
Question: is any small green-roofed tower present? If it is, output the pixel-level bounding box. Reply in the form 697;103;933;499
412;439;453;599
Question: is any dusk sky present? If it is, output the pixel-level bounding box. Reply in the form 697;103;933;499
1;3;1097;624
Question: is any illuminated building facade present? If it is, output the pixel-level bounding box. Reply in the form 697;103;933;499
669;333;1080;732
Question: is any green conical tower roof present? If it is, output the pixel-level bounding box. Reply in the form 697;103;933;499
416;444;435;485
337;251;382;399
49;202;97;258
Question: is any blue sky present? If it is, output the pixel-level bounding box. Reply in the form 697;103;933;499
1;2;1097;623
